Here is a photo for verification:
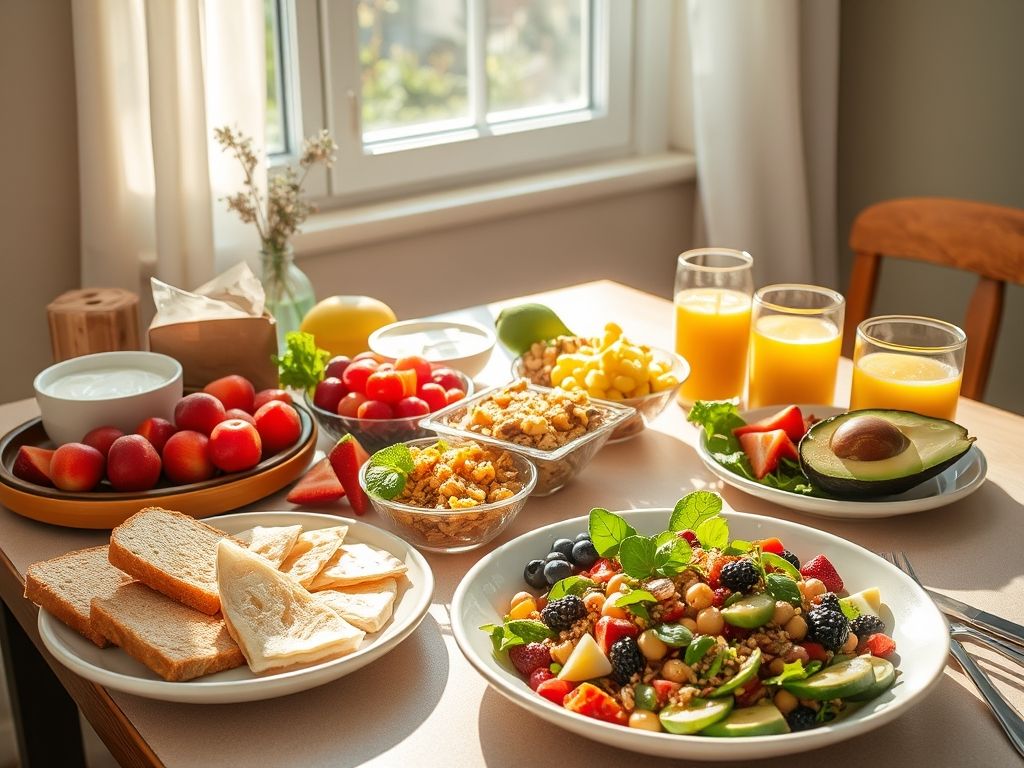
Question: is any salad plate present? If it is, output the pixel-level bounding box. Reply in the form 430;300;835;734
451;507;948;761
38;511;434;704
695;405;987;519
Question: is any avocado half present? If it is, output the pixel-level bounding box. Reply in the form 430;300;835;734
798;409;976;498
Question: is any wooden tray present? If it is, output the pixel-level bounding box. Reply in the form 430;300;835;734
0;407;317;529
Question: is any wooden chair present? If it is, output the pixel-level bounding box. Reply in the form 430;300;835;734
844;197;1024;400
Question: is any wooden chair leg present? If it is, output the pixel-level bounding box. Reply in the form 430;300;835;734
961;277;1004;401
842;251;881;358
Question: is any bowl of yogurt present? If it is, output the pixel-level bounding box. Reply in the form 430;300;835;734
368;319;496;378
34;351;183;446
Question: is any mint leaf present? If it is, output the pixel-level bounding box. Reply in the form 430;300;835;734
496;619;555;651
480;623;505;655
273;331;330;392
685;635;717;665
612;589;656;608
618;535;658;579
765;573;801;606
369;444;414;473
762;659;814;686
724;539;754;555
589;508;636;557
695;516;729;550
363;465;407;500
654;537;692;577
653;623;694;648
762;552;800;580
547;576;598;601
669;491;723;532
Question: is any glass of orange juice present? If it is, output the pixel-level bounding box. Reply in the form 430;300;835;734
674;249;754;406
747;284;845;408
850;315;966;420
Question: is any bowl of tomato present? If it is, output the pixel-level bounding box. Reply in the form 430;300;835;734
304;353;474;453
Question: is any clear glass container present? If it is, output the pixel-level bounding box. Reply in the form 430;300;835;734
261;245;316;352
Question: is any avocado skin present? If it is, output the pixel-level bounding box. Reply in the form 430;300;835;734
798;409;975;498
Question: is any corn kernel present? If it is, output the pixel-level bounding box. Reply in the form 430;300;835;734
612;375;636;394
584;370;610;390
550;367;566;387
587;387;607;399
633;381;650;397
604;388;625;401
560;376;579;390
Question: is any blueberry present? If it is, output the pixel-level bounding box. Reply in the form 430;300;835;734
524;559;547;589
545;551;568;562
571;539;599;568
551;538;575;559
543;559;573;585
574;532;592;543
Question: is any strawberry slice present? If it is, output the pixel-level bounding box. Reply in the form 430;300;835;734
286;458;345;505
594;616;639;655
860;632;896;657
12;446;55;487
328;434;370;515
737;429;799;479
733;405;807;443
799;554;844;593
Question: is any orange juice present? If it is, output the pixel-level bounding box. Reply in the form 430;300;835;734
674;288;752;404
850;352;961;419
748;314;842;408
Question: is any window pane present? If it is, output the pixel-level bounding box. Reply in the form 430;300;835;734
486;0;587;118
265;0;287;155
359;0;470;137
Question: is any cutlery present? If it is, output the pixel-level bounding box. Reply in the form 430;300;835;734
882;550;1024;758
920;587;1024;649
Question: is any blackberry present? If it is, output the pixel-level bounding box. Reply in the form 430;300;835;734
806;607;850;652
780;550;801;569
850;614;886;638
817;592;842;614
608;637;645;684
719;559;759;593
787;706;817;732
541;595;586;632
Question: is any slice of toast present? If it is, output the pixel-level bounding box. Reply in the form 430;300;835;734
108;507;229;615
91;582;244;682
24;546;132;647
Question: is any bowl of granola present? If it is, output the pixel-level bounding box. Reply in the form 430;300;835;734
359;437;537;553
419;379;635;495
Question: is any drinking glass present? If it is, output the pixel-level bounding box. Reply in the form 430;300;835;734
747;284;845;408
674;249;754;406
849;315;966;420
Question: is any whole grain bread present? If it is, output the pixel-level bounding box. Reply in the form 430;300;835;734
90;582;244;682
24;545;132;647
108;507;230;615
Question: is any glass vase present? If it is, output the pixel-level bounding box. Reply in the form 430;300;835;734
260;245;316;352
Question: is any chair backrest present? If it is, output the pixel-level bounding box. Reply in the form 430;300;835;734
844;197;1024;401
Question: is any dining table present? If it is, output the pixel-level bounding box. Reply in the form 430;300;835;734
0;279;1021;768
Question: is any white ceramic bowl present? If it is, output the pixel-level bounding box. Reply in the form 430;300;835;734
33;351;183;445
368;319;496;378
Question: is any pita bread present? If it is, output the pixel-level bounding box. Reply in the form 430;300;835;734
216;539;364;674
307;543;407;591
312;578;398;633
279;526;348;587
235;525;303;569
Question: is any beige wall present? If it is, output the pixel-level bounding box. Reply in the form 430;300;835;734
838;0;1024;414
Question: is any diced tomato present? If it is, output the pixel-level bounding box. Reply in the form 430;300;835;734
734;678;767;708
800;642;830;662
536;678;574;705
659;603;686;622
860;633;897;658
563;683;628;725
587;558;621;584
594;616;640;655
755;537;785;555
732;405;807;443
651;679;681;707
707;553;739;589
737;429;799;479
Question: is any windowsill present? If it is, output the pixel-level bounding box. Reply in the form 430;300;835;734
292;151;696;257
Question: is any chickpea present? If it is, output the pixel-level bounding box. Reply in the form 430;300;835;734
772;601;795;627
605;573;629;596
784;614;808;641
661;659;689;683
638;629;668;661
510;591;533;608
583;592;606;613
768;657;787;676
696;607;725;636
800;578;826;599
628;710;662;732
601;593;628;619
774;689;799;715
685;582;714;610
842;632;859;653
680;618;698;633
550;640;574;665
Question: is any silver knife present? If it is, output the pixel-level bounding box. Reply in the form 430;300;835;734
926;588;1024;648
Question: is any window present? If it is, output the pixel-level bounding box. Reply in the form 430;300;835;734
268;0;638;204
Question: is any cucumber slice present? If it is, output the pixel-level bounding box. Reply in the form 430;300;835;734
721;593;775;629
700;703;790;737
711;648;762;697
659;697;734;735
847;657;896;702
782;657;875;700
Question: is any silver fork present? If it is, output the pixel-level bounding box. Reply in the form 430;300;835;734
882;550;1024;758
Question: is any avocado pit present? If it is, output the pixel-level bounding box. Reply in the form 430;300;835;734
829;415;911;462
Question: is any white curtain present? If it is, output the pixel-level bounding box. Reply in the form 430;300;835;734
71;0;265;322
687;0;840;288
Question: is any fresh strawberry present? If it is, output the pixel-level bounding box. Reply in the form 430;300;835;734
508;642;551;677
799;554;844;593
587;558;621;584
738;429;799;479
712;587;732;608
535;678;573;705
286;458;345;505
755;537;785;555
328;434;370;514
733;405;807;443
12;446;55;487
563;682;628;725
860;633;896;657
528;667;554;690
659;603;686;622
594;616;640;655
799;641;830;662
650;679;681;707
678;529;699;546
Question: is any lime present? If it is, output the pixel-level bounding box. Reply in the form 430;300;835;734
495;303;574;355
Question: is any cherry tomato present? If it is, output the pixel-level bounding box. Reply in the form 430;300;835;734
254;388;292;410
417;383;448;412
342;360;378;394
357;399;394;420
394;369;418;397
365;371;404;403
445;387;466;404
324;355;352;380
430;367;463;391
395;355;432;385
337;392;368;418
313;377;347;412
353;351;387;364
394;396;430;418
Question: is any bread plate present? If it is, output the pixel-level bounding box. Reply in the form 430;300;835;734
451;508;948;761
38;511;433;703
0;408;317;529
695;405;987;519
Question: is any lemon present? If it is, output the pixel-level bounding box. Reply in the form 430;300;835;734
495;303;574;355
300;295;397;357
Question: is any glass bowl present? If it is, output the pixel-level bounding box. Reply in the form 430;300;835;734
419;382;635;496
304;370;474;453
511;346;689;442
358;437;537;553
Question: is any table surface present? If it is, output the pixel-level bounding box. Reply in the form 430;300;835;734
1;280;1022;768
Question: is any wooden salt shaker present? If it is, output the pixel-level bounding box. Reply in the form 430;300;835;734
47;288;141;362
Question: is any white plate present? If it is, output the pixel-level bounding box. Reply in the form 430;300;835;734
451;508;948;761
695;405;988;519
39;511;434;704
